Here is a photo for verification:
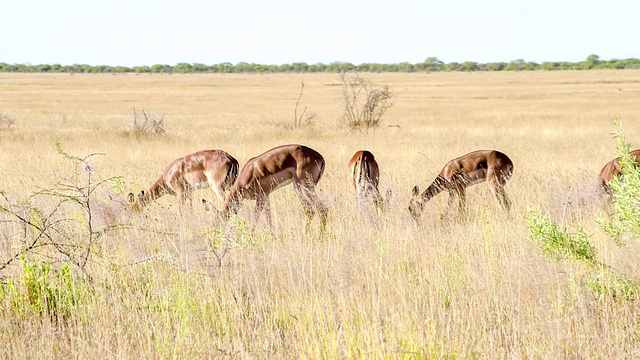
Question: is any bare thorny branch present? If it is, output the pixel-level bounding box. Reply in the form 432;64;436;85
0;144;125;275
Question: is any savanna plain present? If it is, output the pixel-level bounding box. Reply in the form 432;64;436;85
1;70;640;359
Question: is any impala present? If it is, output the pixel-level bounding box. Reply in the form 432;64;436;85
409;150;513;220
348;150;384;216
128;149;239;211
598;149;640;195
215;144;327;230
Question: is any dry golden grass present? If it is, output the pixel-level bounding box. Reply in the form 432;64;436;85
1;70;640;358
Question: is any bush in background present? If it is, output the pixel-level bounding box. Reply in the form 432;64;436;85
339;71;393;131
127;106;166;137
0;110;15;129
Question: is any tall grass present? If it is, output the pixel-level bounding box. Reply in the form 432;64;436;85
1;71;640;358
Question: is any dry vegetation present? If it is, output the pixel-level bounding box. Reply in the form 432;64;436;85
1;71;640;358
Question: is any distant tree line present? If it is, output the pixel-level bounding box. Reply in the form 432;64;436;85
1;55;639;74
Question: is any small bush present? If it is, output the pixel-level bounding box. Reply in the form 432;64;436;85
127;106;166;136
293;82;316;129
0;110;15;129
205;218;270;268
0;259;89;324
339;71;393;131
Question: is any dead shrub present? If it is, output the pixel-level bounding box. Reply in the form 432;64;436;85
339;71;393;131
127;106;166;137
0;110;15;129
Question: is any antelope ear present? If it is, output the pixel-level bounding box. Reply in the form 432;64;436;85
411;186;420;196
128;193;135;203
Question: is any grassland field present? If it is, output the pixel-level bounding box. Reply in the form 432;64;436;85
1;70;640;358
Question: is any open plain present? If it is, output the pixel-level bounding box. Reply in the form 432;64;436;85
1;70;640;358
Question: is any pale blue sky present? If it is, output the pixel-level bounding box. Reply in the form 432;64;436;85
2;0;638;66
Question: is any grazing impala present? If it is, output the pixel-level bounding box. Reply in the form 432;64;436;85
409;150;513;220
598;149;640;196
128;149;239;212
349;150;384;216
216;144;327;230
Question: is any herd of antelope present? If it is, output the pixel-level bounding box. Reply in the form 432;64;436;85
127;144;639;229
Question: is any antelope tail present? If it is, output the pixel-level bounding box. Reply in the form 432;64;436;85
317;159;326;183
227;160;239;183
361;159;370;181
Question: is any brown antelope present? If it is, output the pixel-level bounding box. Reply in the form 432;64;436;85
128;149;239;212
348;150;384;216
598;149;640;196
213;144;327;230
409;150;513;220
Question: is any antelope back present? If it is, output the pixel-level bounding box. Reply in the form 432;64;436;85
349;150;380;191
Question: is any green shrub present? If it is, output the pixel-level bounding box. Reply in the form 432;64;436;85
525;207;638;300
0;259;89;324
525;208;596;262
601;118;640;243
206;217;271;267
524;119;640;300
